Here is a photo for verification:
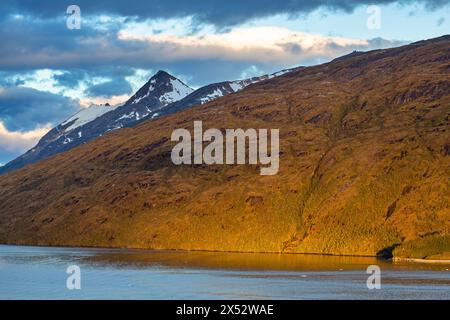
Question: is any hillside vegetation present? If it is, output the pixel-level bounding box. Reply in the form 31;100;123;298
0;36;449;259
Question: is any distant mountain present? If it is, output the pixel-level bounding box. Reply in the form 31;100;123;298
0;102;123;174
0;71;192;174
0;68;300;174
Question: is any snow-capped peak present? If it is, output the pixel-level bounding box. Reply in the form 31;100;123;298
128;70;193;106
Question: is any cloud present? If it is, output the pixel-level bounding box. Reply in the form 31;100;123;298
84;77;133;98
0;1;445;84
0;86;80;131
0;10;408;87
0;120;51;153
52;70;86;88
78;95;130;108
51;67;140;101
118;26;406;65
0;14;125;71
1;0;448;28
1;16;405;73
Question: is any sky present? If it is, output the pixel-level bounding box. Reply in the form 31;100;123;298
0;0;449;165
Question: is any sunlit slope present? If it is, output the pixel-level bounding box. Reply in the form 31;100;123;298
0;36;449;258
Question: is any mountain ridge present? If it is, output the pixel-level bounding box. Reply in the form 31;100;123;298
0;67;301;175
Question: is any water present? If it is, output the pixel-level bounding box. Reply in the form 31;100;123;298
0;245;449;299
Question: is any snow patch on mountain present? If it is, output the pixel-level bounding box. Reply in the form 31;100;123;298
159;78;194;105
62;137;73;145
61;104;121;132
268;69;291;79
200;88;225;104
229;82;244;92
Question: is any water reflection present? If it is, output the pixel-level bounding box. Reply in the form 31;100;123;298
1;245;449;300
85;249;450;272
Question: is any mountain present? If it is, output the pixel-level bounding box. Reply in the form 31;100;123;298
0;71;193;174
0;69;300;175
127;70;193;107
0;103;125;174
0;35;449;259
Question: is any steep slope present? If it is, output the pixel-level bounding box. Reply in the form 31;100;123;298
0;36;449;259
0;69;299;175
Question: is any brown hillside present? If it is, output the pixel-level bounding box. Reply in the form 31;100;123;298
0;36;449;258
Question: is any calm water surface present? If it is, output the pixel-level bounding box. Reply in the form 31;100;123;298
0;245;449;299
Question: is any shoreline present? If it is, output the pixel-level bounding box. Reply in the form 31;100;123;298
2;242;450;265
394;257;450;264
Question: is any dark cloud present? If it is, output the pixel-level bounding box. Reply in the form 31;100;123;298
0;71;27;87
52;67;136;89
14;78;26;86
319;37;406;55
282;43;303;55
88;66;136;79
366;37;406;48
0;14;125;71
0;86;80;131
0;14;260;75
0;12;406;77
0;0;448;28
85;78;133;98
52;70;86;88
0;1;436;84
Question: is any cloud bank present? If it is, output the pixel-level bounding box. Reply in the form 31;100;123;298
0;87;80;132
0;121;51;153
0;0;447;164
118;26;406;65
1;0;448;28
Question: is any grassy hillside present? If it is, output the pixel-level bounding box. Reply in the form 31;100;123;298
0;35;449;259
